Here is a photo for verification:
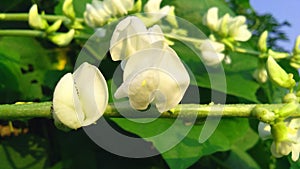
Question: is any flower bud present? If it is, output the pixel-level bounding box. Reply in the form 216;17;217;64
277;102;299;118
293;35;300;54
46;20;62;33
218;13;230;37
252;106;275;123
129;0;142;13
253;67;268;83
266;57;296;89
268;49;289;59
271;121;289;143
258;31;268;53
202;7;219;32
283;93;297;103
28;4;48;30
63;0;76;20
199;39;225;66
48;29;75;46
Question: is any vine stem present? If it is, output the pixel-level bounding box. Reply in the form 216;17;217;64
0;102;298;121
0;13;84;23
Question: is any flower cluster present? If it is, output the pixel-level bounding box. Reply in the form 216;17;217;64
110;16;190;112
259;119;300;161
203;7;252;42
84;0;135;28
28;4;75;46
52;16;189;129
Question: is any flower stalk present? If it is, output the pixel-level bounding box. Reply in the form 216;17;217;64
0;102;298;121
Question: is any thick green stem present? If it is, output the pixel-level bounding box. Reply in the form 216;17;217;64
0;13;84;23
0;30;47;38
0;102;298;121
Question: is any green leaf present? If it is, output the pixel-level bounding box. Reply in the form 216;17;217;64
0;37;59;100
0;52;22;103
112;118;250;169
225;147;261;169
0;134;48;169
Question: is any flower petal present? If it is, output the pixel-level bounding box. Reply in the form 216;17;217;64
53;73;83;129
73;62;108;126
110;16;150;61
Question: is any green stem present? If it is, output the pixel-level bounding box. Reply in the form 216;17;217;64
234;47;260;56
0;102;298;121
0;30;47;38
0;13;84;23
0;29;90;40
164;33;203;45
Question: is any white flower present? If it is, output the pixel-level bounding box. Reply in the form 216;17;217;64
53;62;108;129
227;16;252;41
114;48;190;112
199;39;225;66
84;0;134;28
258;119;300;161
203;7;252;42
110;16;166;62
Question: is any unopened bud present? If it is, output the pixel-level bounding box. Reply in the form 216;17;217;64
283;93;297;103
63;0;76;20
258;31;268;53
28;4;48;30
293;35;300;54
268;49;289;59
46;20;62;33
277;102;299;118
266;57;296;89
253;67;268;83
218;13;230;37
48;29;75;46
129;0;142;13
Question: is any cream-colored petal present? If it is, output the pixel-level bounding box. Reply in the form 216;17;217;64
110;16;151;61
53;73;83;129
203;7;219;31
201;51;224;66
73;62;108;126
258;122;272;140
291;143;300;161
144;0;162;13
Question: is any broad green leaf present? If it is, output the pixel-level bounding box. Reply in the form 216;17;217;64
0;53;22;103
0;135;48;169
0;37;65;101
112;118;250;169
225;147;261;169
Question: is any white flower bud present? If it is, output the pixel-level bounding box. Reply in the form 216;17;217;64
48;29;75;46
253;67;268;83
28;4;48;30
53;62;108;129
266;56;296;89
199;39;225;66
202;7;219;32
46;20;62;33
63;0;76;20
